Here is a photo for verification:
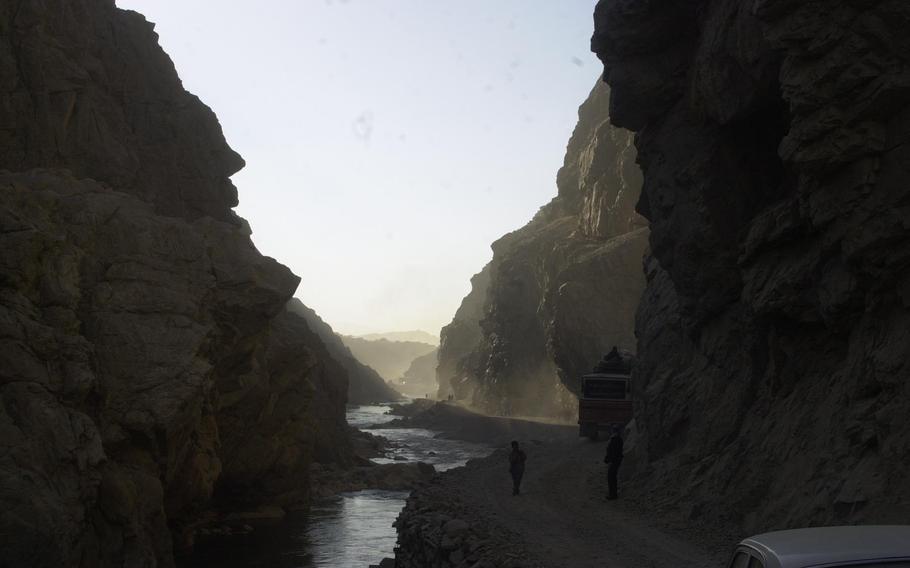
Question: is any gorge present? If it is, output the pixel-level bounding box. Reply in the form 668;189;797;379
3;0;910;567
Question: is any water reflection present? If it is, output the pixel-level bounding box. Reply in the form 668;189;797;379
307;490;410;566
180;403;490;567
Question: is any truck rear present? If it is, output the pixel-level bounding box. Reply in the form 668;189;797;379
577;373;632;440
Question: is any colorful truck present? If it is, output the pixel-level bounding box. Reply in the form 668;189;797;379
577;372;632;440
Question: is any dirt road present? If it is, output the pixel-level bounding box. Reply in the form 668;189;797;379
389;403;733;567
467;438;725;567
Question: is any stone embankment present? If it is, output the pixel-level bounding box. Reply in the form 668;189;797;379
375;453;541;568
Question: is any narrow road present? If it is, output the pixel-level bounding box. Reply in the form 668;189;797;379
456;437;725;568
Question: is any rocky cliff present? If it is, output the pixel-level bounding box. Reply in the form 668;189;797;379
437;82;648;417
436;265;491;401
287;299;401;404
0;2;352;566
397;348;439;398
592;0;910;530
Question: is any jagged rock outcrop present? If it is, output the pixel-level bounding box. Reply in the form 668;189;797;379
437;82;648;417
287;299;401;404
0;0;240;221
593;0;910;530
0;2;352;566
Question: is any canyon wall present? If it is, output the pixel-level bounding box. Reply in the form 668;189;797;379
437;82;648;417
0;2;351;566
592;0;910;530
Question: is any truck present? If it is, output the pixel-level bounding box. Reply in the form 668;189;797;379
577;372;632;440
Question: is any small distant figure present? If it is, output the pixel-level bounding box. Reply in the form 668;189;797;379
605;346;620;361
604;424;624;500
508;440;526;496
594;346;626;373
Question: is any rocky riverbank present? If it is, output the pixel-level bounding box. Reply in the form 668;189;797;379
388;453;544;568
378;401;576;445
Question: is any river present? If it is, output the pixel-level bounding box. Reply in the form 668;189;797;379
181;403;491;567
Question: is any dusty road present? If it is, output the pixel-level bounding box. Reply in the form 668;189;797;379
467;438;725;567
389;403;732;567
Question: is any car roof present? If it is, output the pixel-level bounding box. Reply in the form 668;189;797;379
741;526;910;568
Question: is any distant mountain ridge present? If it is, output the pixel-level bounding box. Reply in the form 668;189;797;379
341;336;437;383
357;330;439;345
287;300;401;404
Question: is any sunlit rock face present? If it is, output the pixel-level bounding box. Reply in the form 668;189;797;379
593;0;910;530
438;82;648;417
0;2;351;566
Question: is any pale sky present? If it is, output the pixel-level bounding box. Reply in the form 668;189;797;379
116;0;601;336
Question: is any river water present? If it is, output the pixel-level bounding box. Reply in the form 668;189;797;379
182;403;490;568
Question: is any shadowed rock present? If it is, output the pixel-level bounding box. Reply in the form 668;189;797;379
593;0;910;532
0;2;354;566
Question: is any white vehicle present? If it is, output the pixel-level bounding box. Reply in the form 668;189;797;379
729;526;910;568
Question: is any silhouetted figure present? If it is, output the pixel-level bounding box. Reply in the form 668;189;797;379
594;346;627;373
604;424;624;500
508;440;526;496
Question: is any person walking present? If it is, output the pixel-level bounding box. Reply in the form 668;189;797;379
604;424;624;500
508;440;526;496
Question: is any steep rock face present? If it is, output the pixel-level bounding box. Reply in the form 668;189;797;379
287;299;401;404
437;265;491;400
0;0;241;220
397;348;439;398
0;2;352;566
213;304;353;511
593;0;910;530
437;82;648;417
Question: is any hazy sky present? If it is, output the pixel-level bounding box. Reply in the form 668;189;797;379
117;0;601;336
